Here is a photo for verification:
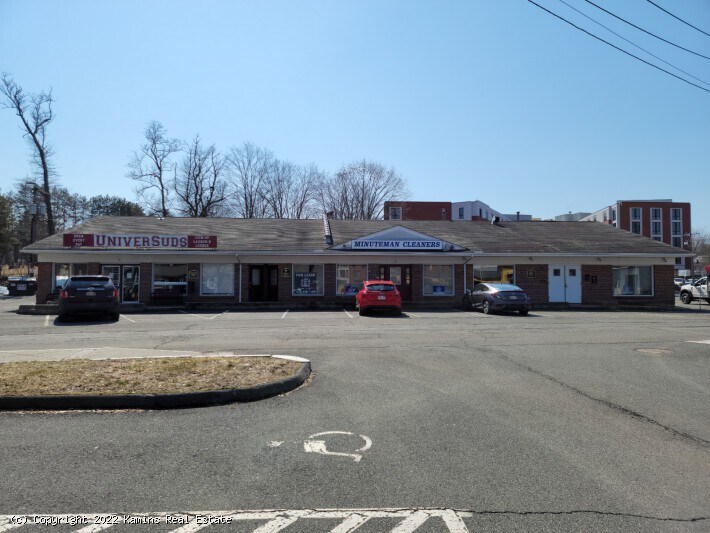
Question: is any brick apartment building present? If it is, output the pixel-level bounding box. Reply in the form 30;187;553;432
580;200;692;271
384;201;532;222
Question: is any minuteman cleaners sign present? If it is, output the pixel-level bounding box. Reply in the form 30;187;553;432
332;225;464;252
352;239;442;250
63;234;217;249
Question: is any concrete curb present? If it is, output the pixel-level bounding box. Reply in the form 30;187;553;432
0;360;311;411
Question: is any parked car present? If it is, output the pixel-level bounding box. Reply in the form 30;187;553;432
462;283;530;315
58;275;120;322
679;277;709;304
674;277;686;291
356;280;402;316
7;276;37;296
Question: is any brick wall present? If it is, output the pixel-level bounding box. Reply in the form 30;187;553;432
582;265;613;305
139;263;152;305
36;262;52;304
515;264;549;305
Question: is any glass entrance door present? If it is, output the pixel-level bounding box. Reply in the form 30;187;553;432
122;266;140;303
380;265;412;301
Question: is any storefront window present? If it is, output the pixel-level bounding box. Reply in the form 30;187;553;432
54;263;88;289
613;266;653;296
292;264;324;296
336;265;367;296
153;264;188;294
201;264;234;296
423;265;454;296
474;265;515;284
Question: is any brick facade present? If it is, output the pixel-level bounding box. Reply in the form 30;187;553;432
515;264;549;305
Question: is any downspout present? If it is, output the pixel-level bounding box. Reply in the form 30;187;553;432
463;255;474;293
236;255;242;304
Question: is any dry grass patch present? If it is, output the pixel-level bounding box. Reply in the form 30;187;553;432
0;357;302;396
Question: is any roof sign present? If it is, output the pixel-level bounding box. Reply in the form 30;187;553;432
63;234;217;249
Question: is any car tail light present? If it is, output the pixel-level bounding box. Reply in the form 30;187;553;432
113;289;120;300
60;290;68;299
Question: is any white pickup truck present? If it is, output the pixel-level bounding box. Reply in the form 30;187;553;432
679;277;709;304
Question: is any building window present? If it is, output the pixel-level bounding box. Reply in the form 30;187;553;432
336;264;367;296
473;265;515;284
612;266;653;296
675;257;683;266
388;207;402;220
423;265;454;296
630;207;641;235
458;207;464;219
153;264;188;295
292;264;324;296
651;208;661;220
53;263;88;290
671;208;681;221
200;264;234;296
672;236;682;248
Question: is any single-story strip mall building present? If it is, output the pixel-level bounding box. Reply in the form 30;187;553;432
23;216;692;309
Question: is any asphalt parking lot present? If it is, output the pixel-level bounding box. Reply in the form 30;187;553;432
0;294;709;531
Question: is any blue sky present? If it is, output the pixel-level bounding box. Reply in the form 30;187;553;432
1;0;708;230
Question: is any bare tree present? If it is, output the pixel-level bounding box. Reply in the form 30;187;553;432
127;121;182;217
173;135;227;217
318;159;408;219
226;142;272;218
1;73;57;235
262;160;322;219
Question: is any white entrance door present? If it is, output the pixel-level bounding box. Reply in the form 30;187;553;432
549;265;582;303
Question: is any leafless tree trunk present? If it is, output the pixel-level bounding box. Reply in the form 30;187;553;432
1;73;57;235
318;159;408;219
173;135;227;217
127;121;182;217
226;142;272;218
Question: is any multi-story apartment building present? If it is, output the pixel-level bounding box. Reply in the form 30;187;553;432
580;200;692;271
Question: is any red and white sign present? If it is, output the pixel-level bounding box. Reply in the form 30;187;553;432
63;234;217;249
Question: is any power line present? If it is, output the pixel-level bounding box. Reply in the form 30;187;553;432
583;0;710;60
557;0;710;87
527;0;710;93
645;0;710;39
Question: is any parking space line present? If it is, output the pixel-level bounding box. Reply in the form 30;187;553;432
406;312;422;318
119;314;136;323
44;315;50;327
178;311;227;320
281;309;289;319
343;309;354;319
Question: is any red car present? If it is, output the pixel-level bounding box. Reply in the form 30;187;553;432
356;280;402;316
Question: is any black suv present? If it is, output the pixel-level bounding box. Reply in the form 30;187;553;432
58;275;120;322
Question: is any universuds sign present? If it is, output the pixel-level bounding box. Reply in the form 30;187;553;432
63;234;217;249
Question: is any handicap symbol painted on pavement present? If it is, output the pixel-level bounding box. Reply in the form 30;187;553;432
303;431;372;462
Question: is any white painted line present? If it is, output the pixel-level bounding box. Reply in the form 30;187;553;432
281;309;290;319
304;431;372;462
343;309;354;319
687;340;710;344
390;511;430;532
44;315;50;327
406;312;422;318
267;441;284;448
209;310;229;319
119;314;136;323
251;513;304;532
329;513;371;532
0;510;474;532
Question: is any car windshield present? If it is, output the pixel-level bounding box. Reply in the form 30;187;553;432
367;284;395;292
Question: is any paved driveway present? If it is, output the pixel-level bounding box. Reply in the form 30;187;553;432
0;295;709;531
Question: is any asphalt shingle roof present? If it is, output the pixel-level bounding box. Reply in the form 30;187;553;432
24;216;688;256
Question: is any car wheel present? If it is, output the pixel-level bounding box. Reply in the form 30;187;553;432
482;300;491;314
57;313;67;323
680;292;692;304
519;309;529;316
110;313;120;321
359;307;367;316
